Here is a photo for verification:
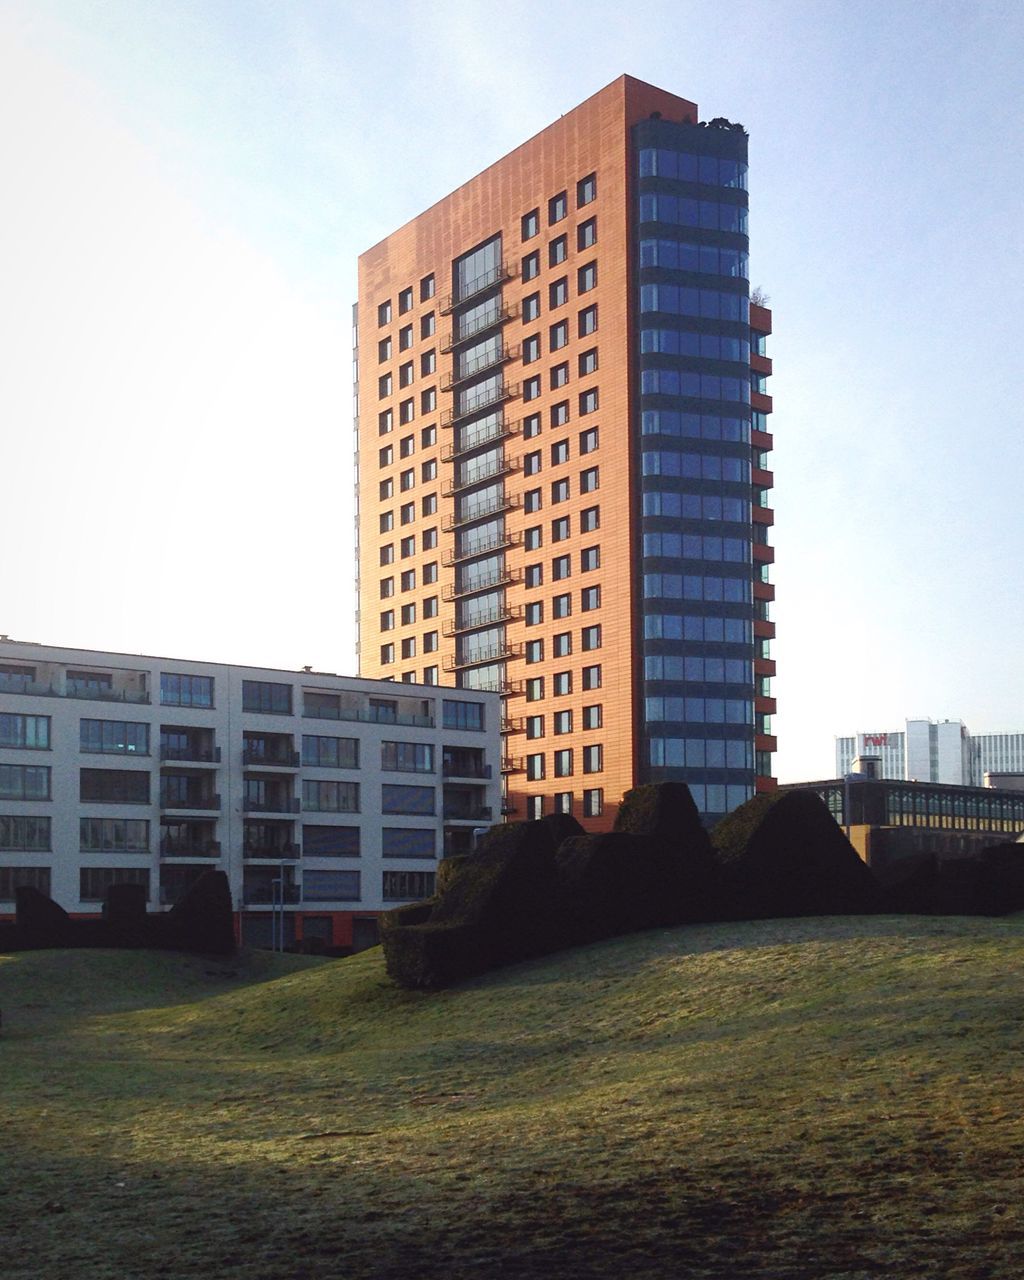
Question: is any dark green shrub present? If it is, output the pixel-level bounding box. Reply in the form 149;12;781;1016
162;870;236;955
615;782;706;843
103;883;149;946
711;789;883;919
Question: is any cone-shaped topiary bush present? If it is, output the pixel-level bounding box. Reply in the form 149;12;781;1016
711;789;883;919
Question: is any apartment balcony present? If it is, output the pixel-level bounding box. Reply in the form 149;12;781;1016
243;797;301;815
441;381;520;428
159;745;220;766
243;843;300;860
242;748;300;769
441;530;521;566
443;567;521;600
302;705;434;729
440;261;516;314
501;756;525;774
441;418;521;462
440;345;520;392
443;643;523;672
0;679;150;703
442;605;522;637
442;491;521;532
159;792;221;813
443;805;493;823
754;657;777;678
441;303;518;352
159;838;221;858
242;884;301;905
442;760;493;780
500;799;518;816
442;455;521;497
500;716;524;735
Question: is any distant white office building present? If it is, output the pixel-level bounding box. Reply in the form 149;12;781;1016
0;639;501;950
836;719;1024;788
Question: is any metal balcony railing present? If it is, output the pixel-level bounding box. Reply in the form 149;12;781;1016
441;382;519;427
159;792;221;812
441;418;521;463
160;744;221;764
242;748;300;768
442;761;493;779
443;805;493;822
159;838;221;857
443;642;523;672
243;797;301;814
441;529;521;566
442;606;522;637
500;717;524;735
243;843;300;860
442;492;521;532
501;756;525;774
440;345;519;392
443;567;521;600
441;302;518;352
439;261;515;314
442;455;520;497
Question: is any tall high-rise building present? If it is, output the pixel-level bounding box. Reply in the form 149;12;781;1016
355;75;775;830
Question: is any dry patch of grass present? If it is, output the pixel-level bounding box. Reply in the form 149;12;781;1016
3;915;1024;1278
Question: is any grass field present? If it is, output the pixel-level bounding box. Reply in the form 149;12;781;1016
3;914;1024;1279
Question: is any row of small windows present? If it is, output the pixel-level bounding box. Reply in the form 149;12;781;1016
525;666;603;700
643;573;752;603
377;275;436;327
640;283;750;322
642;492;750;523
643;614;753;644
642;452;750;482
641;369;751;404
644;655;752;684
638;239;748;278
521;174;596;240
645;696;754;725
525;789;604;820
523;467;599;510
523;429;600;473
642;533;751;563
524;547;601;583
641;329;751;363
525;744;604;780
522;312;600;364
647;735;755;771
377;380;438;415
523;505;600;550
525;705;603;736
638;149;748;189
641;410;751;443
638;194;748;236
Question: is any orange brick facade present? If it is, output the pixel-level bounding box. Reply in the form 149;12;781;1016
356;76;773;831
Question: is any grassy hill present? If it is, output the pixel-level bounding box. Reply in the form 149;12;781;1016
3;915;1024;1279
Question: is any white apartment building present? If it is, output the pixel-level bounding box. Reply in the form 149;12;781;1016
0;639;501;950
835;719;1024;789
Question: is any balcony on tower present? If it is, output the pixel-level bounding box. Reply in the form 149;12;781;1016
160;725;220;766
243;775;299;815
159;771;220;813
159;819;220;858
243;819;299;860
242;731;300;769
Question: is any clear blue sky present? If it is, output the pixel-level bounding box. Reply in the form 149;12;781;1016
3;0;1022;781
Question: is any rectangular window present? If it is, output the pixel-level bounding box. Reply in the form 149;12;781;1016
160;673;213;708
443;699;484;731
578;305;597;337
524;525;542;550
550;362;569;390
523;375;541;401
582;625;602;651
421;388;437;413
577;173;596;206
378;300;392;326
525;602;544;626
378;336;392;362
424;594;439;617
526;639;544;663
549;191;567;223
304;869;361;901
398;286;413;314
549;234;567;266
550;320;568;350
584;744;603;773
524;449;542;476
523;293;541;324
524;488;542;513
523;333;541;364
80;817;148;852
400;467;415;491
242;681;292;715
420;273;435;301
583;704;602;730
551;401;569;427
399;360;414;388
522;250;540;280
80;867;149;903
526;677;544;702
0;664;36;692
523;412;541;439
421;313;436;339
421;350;436;376
80;719;149;755
554;792;573;815
381;783;435;815
400;398;415;424
579;426;598;454
423;559;437;581
400;569;415;591
526;715;544;739
383;870;436;901
302;779;360;812
552;478;570;504
522;209;539;240
526;796;543;820
554;710;572;735
380;544;394;566
400;536;416;559
0;762;49;793
301;736;359;769
525;563;543;588
553;596;572;621
421;424;437;448
581;585;600;611
526;753;545;781
0;815;52;851
303;825;360;857
581;505;600;533
0;714;50;750
0;866;51;900
552;554;571;580
400;503;415;525
423;631;438;653
552;516;570;542
581;546;600;572
582;664;602;690
577;217;597;250
399;324;413;350
381;741;435;773
583;787;603;818
578;261;597;292
580;465;599;492
78;768;147;804
379;373;392;398
553;630;571;655
580;390;599;416
554;749;573;777
579;348;598;377
379;409;393;435
381;827;436;858
553;671;572;696
549;277;568;308
380;643;394;665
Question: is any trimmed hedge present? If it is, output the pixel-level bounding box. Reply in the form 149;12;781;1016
711;789;883;919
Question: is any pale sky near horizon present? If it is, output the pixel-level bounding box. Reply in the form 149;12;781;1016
2;0;1022;782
